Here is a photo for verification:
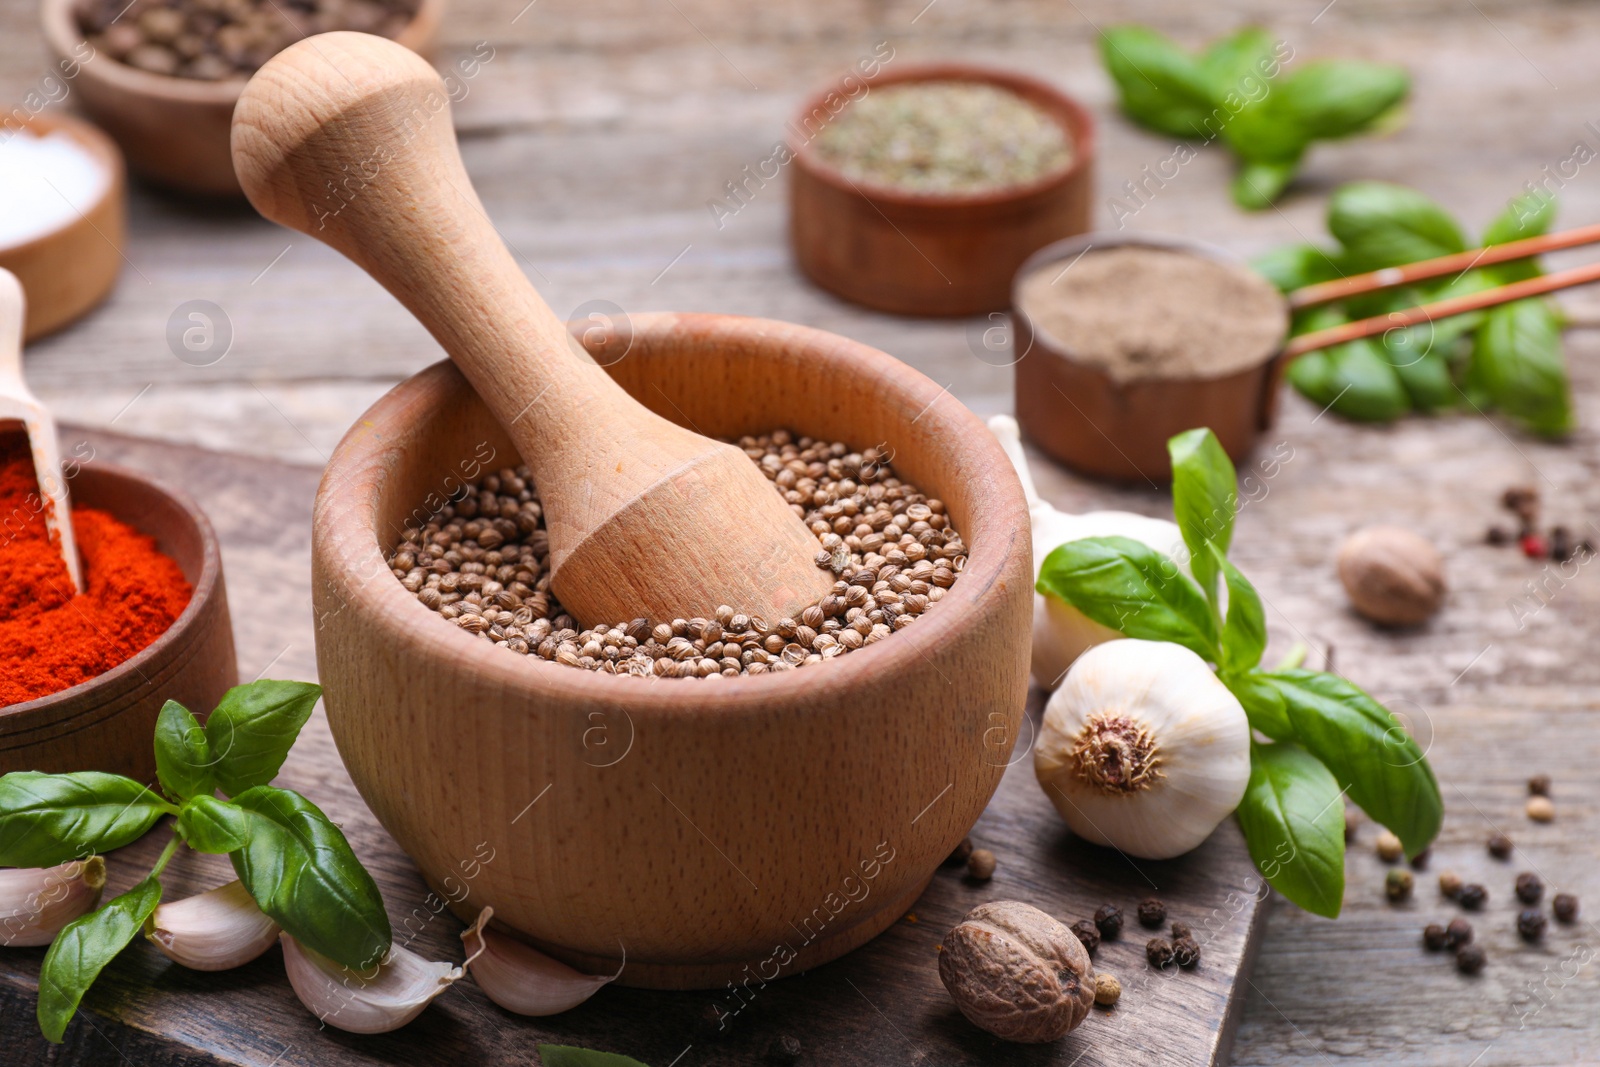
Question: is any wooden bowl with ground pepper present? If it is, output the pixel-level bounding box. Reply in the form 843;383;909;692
0;453;237;780
1011;232;1290;482
39;0;445;196
311;312;1032;989
788;61;1094;316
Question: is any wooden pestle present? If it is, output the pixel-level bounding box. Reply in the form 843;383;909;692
231;32;834;627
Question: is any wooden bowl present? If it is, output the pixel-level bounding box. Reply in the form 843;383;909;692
1012;232;1290;483
38;0;445;197
788;61;1094;317
313;312;1032;989
0;111;124;341
0;462;238;779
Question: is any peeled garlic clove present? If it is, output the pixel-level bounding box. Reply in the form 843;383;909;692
461;907;618;1016
145;880;280;971
282;933;463;1034
0;857;106;946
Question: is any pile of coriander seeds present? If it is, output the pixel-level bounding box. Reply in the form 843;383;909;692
387;430;966;678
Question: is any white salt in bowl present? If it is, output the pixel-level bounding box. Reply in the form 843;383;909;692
0;112;124;340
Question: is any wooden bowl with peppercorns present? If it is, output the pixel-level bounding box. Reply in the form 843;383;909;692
311;312;1032;989
39;0;445;196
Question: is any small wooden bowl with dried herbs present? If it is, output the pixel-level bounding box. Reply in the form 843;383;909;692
788;61;1094;316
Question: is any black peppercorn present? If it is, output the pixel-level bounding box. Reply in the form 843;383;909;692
1458;884;1488;910
1070;919;1100;957
1094;904;1124;939
943;837;973;868
1456;943;1487;975
1172;935;1200;968
1553;893;1579;924
1170;921;1192;940
1487;832;1513;860
1517;908;1547;943
1137;898;1167;928
1145;937;1174;968
765;1035;803;1064
1527;774;1551;797
1446;917;1473;949
1423;923;1450;951
1486;525;1511;546
1515;872;1543;905
1551;526;1575;563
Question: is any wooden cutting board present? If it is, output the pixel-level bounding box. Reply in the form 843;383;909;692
0;427;1268;1067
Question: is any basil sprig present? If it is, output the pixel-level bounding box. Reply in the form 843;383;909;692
539;1047;653;1067
1100;25;1409;208
0;679;392;1043
1259;182;1573;437
1036;429;1443;917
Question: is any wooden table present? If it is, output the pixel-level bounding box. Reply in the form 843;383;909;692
4;1;1600;1063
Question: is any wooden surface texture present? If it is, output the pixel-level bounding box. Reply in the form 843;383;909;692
3;0;1600;1062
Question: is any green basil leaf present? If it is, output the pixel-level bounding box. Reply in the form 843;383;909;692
1235;741;1345;918
177;795;251;854
1328;182;1466;272
1470;299;1573;437
0;772;172;868
1037;537;1219;662
1388;347;1456;412
1198;26;1278;99
538;1046;653;1067
1168;428;1237;602
205;680;322;797
1323;337;1412;422
1251;243;1343;292
1279;61;1410;140
154;700;213;801
1263;669;1442;857
1215;547;1266;673
1482;190;1555;246
1100;26;1217;140
1231;157;1301;210
1222;670;1294;739
37;876;163;1043
229;786;390;971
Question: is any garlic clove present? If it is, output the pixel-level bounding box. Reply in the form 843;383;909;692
0;857;106;947
144;880;280;971
461;906;618;1016
281;933;464;1034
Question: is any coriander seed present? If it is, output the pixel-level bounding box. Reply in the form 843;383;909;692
1514;872;1543;905
1094;904;1123;939
966;849;996;883
1376;831;1404;863
1439;870;1463;899
1553;893;1579;923
1094;972;1121;1007
1137;898;1167;928
1069;919;1100;957
1517;908;1547;943
1526;796;1555;823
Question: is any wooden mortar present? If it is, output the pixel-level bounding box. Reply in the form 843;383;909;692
311;312;1033;988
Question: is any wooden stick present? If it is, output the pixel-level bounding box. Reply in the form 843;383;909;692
1287;221;1600;310
1283;259;1600;359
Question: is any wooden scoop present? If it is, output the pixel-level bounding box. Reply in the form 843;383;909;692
0;267;82;593
231;33;833;627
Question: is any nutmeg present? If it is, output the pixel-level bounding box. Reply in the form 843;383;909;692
938;901;1095;1043
1336;526;1446;626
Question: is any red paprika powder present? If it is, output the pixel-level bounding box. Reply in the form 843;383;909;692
0;431;191;705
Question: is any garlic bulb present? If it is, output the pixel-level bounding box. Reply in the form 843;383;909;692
282;932;478;1034
1034;639;1251;859
145;881;280;971
461;907;618;1016
987;416;1187;689
0;858;106;946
